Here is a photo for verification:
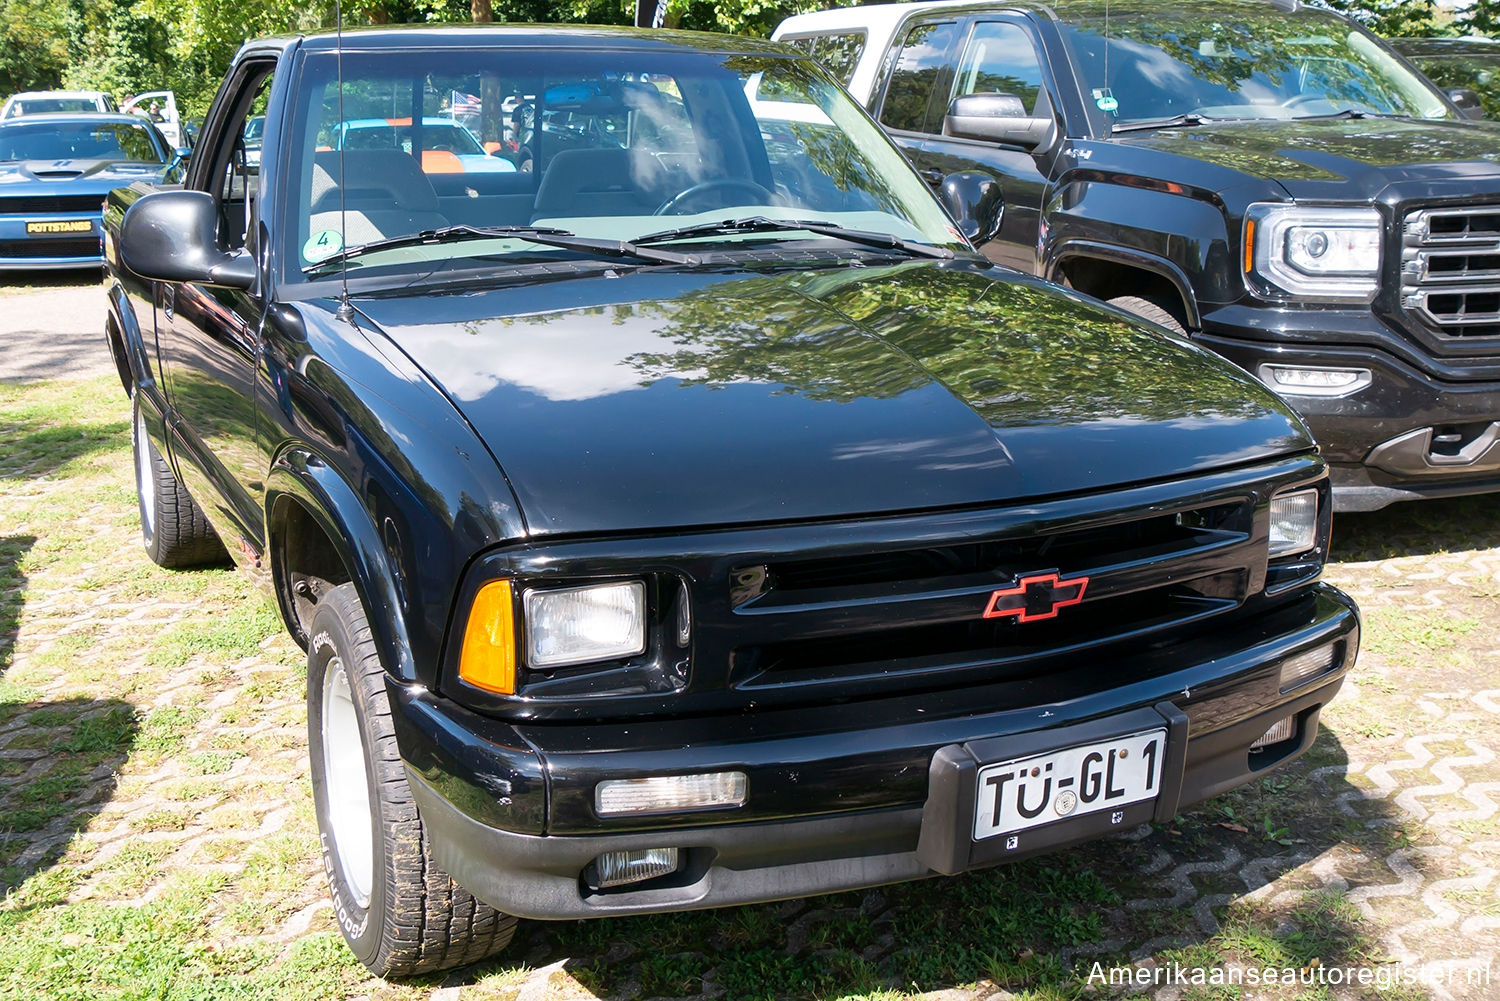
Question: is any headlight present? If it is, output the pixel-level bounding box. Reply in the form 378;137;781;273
1268;488;1319;558
1245;204;1382;301
524;581;646;668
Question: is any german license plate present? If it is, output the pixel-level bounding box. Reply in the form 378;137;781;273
973;728;1166;841
26;220;93;234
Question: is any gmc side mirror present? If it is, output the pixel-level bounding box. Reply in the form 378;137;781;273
938;171;1005;246
1449;88;1486;120
943;93;1057;150
120;189;255;290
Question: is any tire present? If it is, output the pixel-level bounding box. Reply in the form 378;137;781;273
1106;295;1188;337
132;393;229;568
307;583;516;977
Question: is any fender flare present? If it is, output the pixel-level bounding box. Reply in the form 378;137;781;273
1046;239;1202;330
265;447;418;684
104;281;152;396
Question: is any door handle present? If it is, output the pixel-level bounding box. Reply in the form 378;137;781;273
919;168;944;186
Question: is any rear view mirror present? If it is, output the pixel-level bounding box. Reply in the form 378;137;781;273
1449;88;1486;120
938;172;1004;246
120;189;255;289
943;94;1057;150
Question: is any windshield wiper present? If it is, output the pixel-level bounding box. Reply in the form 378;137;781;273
630;216;954;260
302;224;698;274
1110;113;1213;135
1291;108;1382;121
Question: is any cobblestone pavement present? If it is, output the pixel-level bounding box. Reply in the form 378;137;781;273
2;361;1498;999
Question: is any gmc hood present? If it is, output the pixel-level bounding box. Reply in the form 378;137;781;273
352;262;1309;536
1118;117;1500;199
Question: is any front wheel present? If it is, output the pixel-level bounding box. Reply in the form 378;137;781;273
131;393;228;568
307;583;516;977
1105;295;1187;337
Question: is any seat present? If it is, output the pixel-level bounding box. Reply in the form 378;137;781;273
531;147;665;219
308;149;448;246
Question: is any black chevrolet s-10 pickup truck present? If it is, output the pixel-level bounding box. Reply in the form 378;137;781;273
103;24;1358;977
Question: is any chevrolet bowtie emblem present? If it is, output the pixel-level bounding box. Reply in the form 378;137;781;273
983;571;1090;623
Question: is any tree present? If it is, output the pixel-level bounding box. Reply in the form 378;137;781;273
0;0;69;95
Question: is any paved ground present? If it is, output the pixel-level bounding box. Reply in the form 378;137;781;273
0;276;115;383
2;274;1498;999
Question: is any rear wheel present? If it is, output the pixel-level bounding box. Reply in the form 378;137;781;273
1106;295;1187;337
307;583;517;977
131;394;228;568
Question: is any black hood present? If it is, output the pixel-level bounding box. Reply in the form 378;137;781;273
350;262;1310;536
1116;118;1500;200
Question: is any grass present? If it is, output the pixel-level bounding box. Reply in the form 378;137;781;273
3;373;1500;999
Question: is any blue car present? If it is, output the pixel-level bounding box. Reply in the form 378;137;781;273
0;113;181;270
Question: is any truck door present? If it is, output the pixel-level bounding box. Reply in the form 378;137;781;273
155;60;277;554
875;19;963;171
890;18;1055;273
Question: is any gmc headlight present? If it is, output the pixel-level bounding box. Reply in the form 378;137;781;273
1268;489;1319;558
1245;204;1382;302
524;581;646;668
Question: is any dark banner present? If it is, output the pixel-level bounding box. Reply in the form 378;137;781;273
635;0;667;28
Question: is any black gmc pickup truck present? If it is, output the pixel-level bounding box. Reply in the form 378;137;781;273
105;24;1357;977
777;0;1500;511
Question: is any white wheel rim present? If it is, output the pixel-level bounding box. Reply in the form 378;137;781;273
322;658;375;908
134;405;155;536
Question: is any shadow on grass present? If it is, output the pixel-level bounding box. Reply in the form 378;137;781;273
0;535;32;674
422;726;1442;1000
1335;493;1500;561
0;696;137;908
0;413;128;481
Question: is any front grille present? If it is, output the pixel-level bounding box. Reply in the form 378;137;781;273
0;237;100;260
1402;206;1500;338
0;195;104;215
728;500;1260;690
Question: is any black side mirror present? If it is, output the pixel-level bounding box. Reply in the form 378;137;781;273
120;189;255;289
943;93;1057;150
1449;88;1486;120
938;171;1005;246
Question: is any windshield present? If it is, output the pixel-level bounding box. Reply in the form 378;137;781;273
283;45;962;279
1061;8;1452;131
0;120;165;162
1404;51;1500;119
5;97;101;117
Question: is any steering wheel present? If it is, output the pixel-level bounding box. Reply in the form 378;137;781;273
654;178;775;215
1280;94;1327;109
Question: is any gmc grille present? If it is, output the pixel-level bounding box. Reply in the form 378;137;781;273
1401;206;1500;338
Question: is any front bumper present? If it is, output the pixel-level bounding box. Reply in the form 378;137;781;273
0;213;103;269
396;585;1358;920
1196;305;1500;511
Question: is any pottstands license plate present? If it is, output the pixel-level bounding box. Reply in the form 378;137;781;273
973;728;1166;841
26;220;93;234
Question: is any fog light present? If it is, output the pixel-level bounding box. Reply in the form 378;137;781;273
589;847;679;889
1279;642;1339;692
1268;489;1318;558
1251;715;1296;750
1257;364;1372;398
596;771;747;817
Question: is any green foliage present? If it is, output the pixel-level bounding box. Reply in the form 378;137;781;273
1313;0;1444;39
0;1;69;95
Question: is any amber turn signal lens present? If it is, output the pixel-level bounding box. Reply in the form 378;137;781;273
459;580;516;694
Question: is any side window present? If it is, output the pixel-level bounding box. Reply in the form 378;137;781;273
789;32;867;87
211;68;276;253
880;21;960;133
954;22;1047;115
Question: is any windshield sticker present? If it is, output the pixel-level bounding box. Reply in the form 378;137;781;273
1092;89;1119;114
304;229;343;262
